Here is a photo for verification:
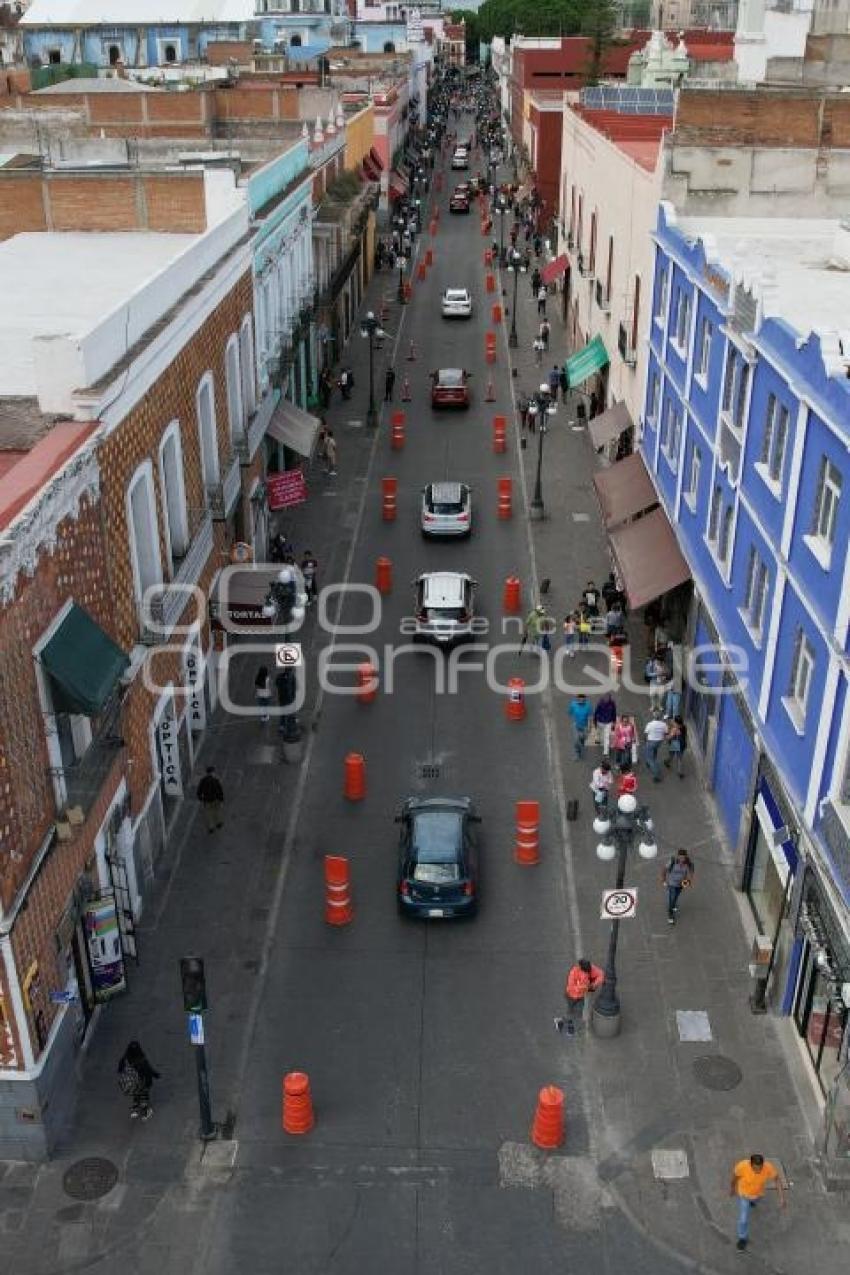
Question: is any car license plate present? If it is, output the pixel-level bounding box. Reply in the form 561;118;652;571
428;909;445;918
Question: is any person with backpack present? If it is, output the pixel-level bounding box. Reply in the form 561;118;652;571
196;765;225;833
117;1040;160;1120
661;849;694;924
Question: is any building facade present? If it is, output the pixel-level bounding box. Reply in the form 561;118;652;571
641;203;850;1127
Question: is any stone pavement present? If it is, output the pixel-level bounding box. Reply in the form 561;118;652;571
2;155;849;1275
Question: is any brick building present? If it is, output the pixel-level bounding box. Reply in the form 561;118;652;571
0;169;258;1158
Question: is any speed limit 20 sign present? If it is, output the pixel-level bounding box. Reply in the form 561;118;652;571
601;888;638;920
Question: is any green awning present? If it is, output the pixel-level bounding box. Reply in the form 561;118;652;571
41;604;128;717
565;335;609;388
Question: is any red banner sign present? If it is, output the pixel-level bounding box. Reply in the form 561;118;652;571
267;469;307;511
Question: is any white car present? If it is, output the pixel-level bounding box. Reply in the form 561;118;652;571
451;148;469;170
421;482;472;538
441;288;473;319
412;572;477;644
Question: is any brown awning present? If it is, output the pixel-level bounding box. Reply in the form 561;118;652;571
593;451;658;529
588;400;632;451
610;507;691;611
370;145;385;171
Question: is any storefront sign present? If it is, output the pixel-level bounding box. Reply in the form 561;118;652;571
83;897;126;1002
157;707;181;796
267;470;307;511
183;644;206;735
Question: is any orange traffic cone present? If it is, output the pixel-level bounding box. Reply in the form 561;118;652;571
282;1071;315;1135
343;752;366;800
514;800;540;865
324;854;354;925
531;1085;564;1150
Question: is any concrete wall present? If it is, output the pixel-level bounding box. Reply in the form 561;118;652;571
663;140;850;215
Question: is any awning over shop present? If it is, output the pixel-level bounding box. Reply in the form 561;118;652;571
564;334;609;389
541;254;569;286
362;157;379;182
609;507;691;611
389;169;410;200
369;146;384;171
593;451;658;529
266;398;321;459
588;400;633;452
41;603;128;717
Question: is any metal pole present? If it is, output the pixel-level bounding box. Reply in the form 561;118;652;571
509;261;519;347
194;1038;216;1140
530;406;546;518
592;822;631;1035
366;328;377;428
499;207;505;266
398;262;405;304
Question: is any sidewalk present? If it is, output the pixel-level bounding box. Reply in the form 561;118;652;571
497;226;849;1273
0;256;412;1275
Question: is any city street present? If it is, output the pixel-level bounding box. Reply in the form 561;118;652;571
2;116;848;1275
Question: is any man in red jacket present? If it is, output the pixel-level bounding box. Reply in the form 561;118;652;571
555;959;604;1036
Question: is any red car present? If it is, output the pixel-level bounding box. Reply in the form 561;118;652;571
449;192;470;214
431;368;471;409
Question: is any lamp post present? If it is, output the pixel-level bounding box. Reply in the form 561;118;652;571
529;382;556;520
360;310;384;429
495;197;509;266
261;566;308;752
591;794;658;1038
397;253;408;304
507;248;525;348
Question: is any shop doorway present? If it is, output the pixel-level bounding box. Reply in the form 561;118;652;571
794;940;848;1094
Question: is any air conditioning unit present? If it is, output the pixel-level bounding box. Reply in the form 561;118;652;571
595;279;610;312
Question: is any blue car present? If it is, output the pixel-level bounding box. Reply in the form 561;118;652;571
396;797;481;919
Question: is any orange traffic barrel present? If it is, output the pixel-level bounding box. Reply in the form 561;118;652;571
282;1071;315;1135
531;1085;564;1150
492;415;507;453
485;331;497;364
514;800;541;865
375;556;393;595
391;415;405;450
429;219;437;237
417;261;427;281
484;248;493;267
324;854;354;925
382;477;398;522
503;575;521;614
497;477;513;520
343;752;366;800
425;247;433;267
485;272;495;294
492;303;502;323
505;677;526;722
357;662;378;704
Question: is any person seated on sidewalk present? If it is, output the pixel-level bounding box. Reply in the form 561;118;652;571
555;959;605;1035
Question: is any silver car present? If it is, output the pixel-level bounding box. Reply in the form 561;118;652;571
451;148;469;170
413;572;477;644
421;482;472;538
441;287;473;319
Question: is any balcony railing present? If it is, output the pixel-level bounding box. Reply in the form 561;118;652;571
237;391;276;466
53;701;123;820
141;507;213;644
207;451;241;521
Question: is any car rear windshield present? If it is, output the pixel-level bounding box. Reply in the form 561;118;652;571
413;862;461;884
425;606;466;622
412;812;463;861
445;292;468;302
438;370;464;386
431;501;464;515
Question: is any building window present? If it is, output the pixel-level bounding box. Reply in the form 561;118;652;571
108;44;122;66
606;235;613;303
48;48;62;64
672;288;691;353
127;462;163;610
807;457;842;565
589;211;597;275
785;628;814;730
654;264;668;323
684;445;701;511
158;423;189;574
383;41;396;53
722;350;750;433
741;546;769;639
718;504;733;565
757;392;790;492
646;371;660;427
239;316;256;419
694;316;712;380
708;483;723;543
660;399;681;469
196;373;220;492
225;335;244;441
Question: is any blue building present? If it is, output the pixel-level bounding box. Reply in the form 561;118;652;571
639;202;850;1115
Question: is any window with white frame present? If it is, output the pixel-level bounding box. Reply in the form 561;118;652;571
225;335;243;441
684;444;701;510
196;373;220;491
694;315;712;380
809;456;842;556
239;316;256;419
673;288;691;353
158;423;189;572
718;504;733;565
757;392;790;490
721;349;750;432
708;483;723;543
127;461;163;610
785;628;814;729
654;264;669;323
661;399;681;468
741;545;769;638
646;371;660;426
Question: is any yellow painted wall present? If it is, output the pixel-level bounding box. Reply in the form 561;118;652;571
344;104;376;169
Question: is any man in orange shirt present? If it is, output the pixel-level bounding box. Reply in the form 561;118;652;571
729;1153;785;1250
555;958;604;1036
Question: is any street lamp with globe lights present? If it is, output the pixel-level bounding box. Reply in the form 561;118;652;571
591;793;658;1037
360;310;385;429
261;566;308;746
528;382;557;520
506;248;525;348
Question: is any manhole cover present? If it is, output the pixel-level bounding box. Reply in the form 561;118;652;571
62;1157;118;1201
419;764;441;779
693;1055;743;1091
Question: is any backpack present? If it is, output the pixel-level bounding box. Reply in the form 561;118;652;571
118;1062;141;1097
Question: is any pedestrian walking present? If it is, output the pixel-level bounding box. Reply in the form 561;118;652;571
197;765;224;833
533;335;545;367
661;848;694;924
583;579;600;616
605;600;625;637
254;665;272;722
617;763;638;798
577;607;592;646
663;681;682;720
324;429;338;476
118;1040;160;1121
729;1154;785;1251
568;692;593;760
601;572;622;611
300;550;318;604
547;364;560;398
562;611;577;657
521;604;546;652
539;318;551;350
559;364;569;403
555;958;604;1035
517;389;530;433
339;368;353;400
611;714;636;771
664;714;688;777
385;366;396;402
644;710;668;782
590;760;613;809
594;692;617;757
537;284;548;317
645;653;667;710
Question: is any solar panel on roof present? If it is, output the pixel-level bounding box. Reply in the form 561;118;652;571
580;85;674;116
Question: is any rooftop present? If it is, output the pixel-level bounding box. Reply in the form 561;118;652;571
572;106;669;172
32;77;163;94
674;214;850;353
0;231;196;397
0;415;96;532
21;0;255;23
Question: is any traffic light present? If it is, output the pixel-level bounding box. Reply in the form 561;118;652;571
180;957;207;1012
